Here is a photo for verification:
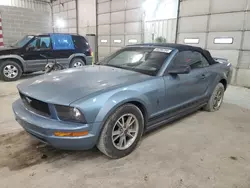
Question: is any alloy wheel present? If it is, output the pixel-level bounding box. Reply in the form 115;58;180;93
111;114;139;150
213;88;223;109
73;62;84;67
3;65;18;79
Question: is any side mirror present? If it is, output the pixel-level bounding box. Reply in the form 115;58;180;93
168;65;191;75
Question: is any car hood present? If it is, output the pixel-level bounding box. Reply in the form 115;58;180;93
17;65;152;105
0;47;20;55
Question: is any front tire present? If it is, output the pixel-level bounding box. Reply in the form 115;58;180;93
97;104;144;159
203;83;225;112
0;60;22;81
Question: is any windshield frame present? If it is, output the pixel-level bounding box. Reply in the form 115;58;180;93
98;46;173;76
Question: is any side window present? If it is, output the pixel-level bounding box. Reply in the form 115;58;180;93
171;51;192;67
200;53;210;67
39;37;51;50
27;36;51;51
51;34;75;50
189;52;209;69
28;39;39;49
72;36;89;50
171;51;209;69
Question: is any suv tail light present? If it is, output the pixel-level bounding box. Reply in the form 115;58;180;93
89;47;93;57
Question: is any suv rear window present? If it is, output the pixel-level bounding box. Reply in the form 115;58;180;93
72;36;89;50
50;34;74;50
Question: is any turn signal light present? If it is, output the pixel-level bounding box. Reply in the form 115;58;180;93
54;131;88;137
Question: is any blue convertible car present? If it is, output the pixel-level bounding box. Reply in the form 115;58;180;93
12;43;232;158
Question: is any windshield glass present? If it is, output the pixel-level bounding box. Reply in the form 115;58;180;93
99;47;172;76
12;35;34;47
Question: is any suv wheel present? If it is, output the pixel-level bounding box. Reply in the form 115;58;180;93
0;60;22;81
97;104;144;159
69;58;85;68
203;83;224;112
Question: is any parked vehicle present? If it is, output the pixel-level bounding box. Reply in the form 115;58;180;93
0;33;92;81
12;43;233;158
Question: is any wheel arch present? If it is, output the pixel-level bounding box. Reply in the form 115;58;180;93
219;78;227;90
95;95;150;138
0;57;25;72
129;101;148;128
69;53;86;66
101;99;148;126
74;56;86;64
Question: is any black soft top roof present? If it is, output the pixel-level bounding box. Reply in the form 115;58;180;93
128;43;217;64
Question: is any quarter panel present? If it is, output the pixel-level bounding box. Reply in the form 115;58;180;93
205;63;229;95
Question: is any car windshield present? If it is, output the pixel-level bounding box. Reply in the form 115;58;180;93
12;35;34;48
99;47;172;76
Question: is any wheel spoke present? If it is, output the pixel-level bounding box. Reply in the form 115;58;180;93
123;136;127;146
213;99;217;106
126;132;134;138
121;116;125;127
113;134;121;142
128;119;135;128
128;129;136;133
117;121;123;128
112;130;121;136
118;136;125;147
214;100;218;107
126;116;133;126
126;116;135;128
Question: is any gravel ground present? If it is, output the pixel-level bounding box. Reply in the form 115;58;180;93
0;76;250;188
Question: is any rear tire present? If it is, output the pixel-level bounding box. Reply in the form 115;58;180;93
97;104;144;159
69;58;85;68
0;60;22;81
203;83;224;112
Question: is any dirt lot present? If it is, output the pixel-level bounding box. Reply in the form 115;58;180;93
0;77;250;188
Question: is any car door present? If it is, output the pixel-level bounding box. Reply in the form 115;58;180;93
22;35;53;72
162;50;210;111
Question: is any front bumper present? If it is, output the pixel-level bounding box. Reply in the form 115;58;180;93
12;99;101;150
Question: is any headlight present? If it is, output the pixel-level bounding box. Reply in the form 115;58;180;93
54;105;86;123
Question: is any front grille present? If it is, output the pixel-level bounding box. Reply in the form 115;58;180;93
20;92;51;117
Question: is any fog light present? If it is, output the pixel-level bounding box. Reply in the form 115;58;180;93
54;131;88;137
